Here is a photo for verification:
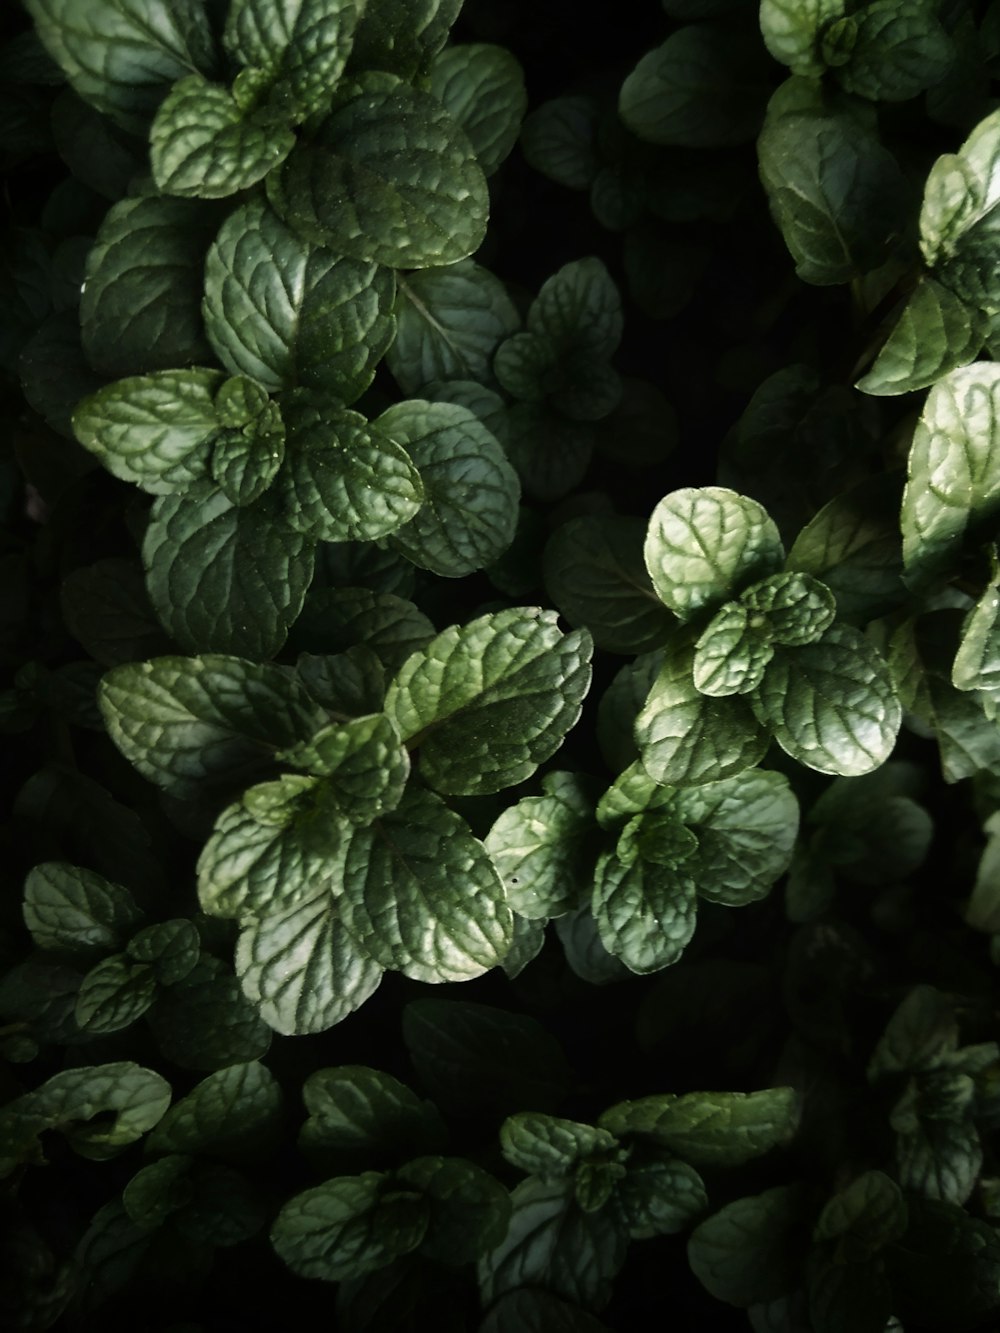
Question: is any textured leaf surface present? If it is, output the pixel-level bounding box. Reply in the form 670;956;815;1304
528;257;623;360
592;851;698;973
644;487;784;620
75;956;156;1034
600;1088;799;1167
386;262;520;394
299;1065;445;1166
145;1061;282;1159
922;109;1000;313
348;0;462;79
618;1147;707;1238
236;892;383;1035
397;1155;511;1264
337;786;514;982
519;95;600;190
203;197;396;400
693;603;773;697
687;1185;809;1306
98;654;324;800
500;1112;620;1178
857;278;985;396
427;44;527;176
838;1;954;103
143;482;316;658
954;581;1000;690
752;626;901;776
759;0;845;76
22;862;142;956
384;607;592;795
380;400;519;577
268;75;489;267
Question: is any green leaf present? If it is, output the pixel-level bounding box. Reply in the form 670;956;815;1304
72;368;223;495
210;414;286;507
143;482;316;658
277;395;423;543
922;110;1000;313
693;603;774;696
80;195;221;377
838;1;954;102
290;586;434;671
299;1066;446;1169
886;1197;1000;1329
867;985;959;1079
894;1112;982;1206
384;607;592;795
619;23;768;148
75;955;157;1034
223;0;365;118
348;0;462;80
751;625;901;776
759;0;846;77
337;786;514;982
202;196;396;400
636;635;770;786
592;849;697;974
271;1173;429;1281
427;43;527;177
0;1062;171;1174
814;1170;907;1250
145;1061;282;1160
146;955;272;1070
236;891;383;1035
397;1155;511;1264
484;771;596;920
379;399;519;578
856;278;985;396
386;262;520;395
22;861;143;956
23;0;216;134
741;571;837;646
150;74;294;199
644;487;784;620
600;1087;799;1168
902;365;1000;586
500;1113;620;1179
98;654;325;800
543;515;675;654
954;579;1000;690
59;558;171;668
519;95;601;190
618;1145;707;1238
403;998;573;1115
277;713;410;819
267;74;489;268
528;257;623;361
687;1185;810;1306
758;111;908;285
478;1177;627;1311
503;401;595;502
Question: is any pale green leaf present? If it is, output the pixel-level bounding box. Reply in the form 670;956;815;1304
693;603;774;696
954;579;1000;690
98;654;325;800
759;0;846;77
267;73;488;267
72;368;223;495
337;786;514;983
644;487;785;621
203;196;397;400
277;713;410;820
921;109;1000;311
383;607;592;796
236;891;383;1035
857;278;985;396
210;413;286;507
379;399;519;578
143;481;316;658
741;571;837;646
427;43;527;176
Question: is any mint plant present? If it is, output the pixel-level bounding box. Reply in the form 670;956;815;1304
5;0;1000;1329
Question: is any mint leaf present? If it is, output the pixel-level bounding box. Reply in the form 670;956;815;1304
337;786;514;982
867;985;959;1079
838;1;954;103
397;1155;511;1264
384;607;592;795
236;892;383;1035
223;0;365;118
954;579;1000;690
741;571;837;646
759;0;845;77
291;587;434;672
618;1146;707;1238
758;111;907;285
693;603;774;696
543;514;675;654
500;1113;620;1179
386;262;520;395
277;713;410;819
299;1066;446;1169
901;364;1000;587
484;771;596;919
24;0;216;134
857;278;985;396
619;24;768;148
921;109;1000;313
688;1184;809;1306
478;1177;627;1311
277;395;423;543
599;1087;799;1167
143;482;316;658
519;95;601;190
80;196;220;377
75;956;157;1034
60;557;171;668
636;635;770;786
150;75;294;199
427;44;527;177
592;850;697;974
145;1061;282;1160
752;625;901;776
23;861;143;956
268;74;488;268
146;956;272;1070
72;368;223;495
348;0;462;80
210;411;286;507
202;197;396;400
528;257;623;361
644;488;784;620
379;400;519;577
271;1172;429;1281
98;654;324;799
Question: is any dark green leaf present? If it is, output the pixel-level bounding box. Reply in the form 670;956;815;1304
838;1;954;103
22;861;143;956
145;1061;282;1160
857;279;985;396
299;1065;446;1169
398;1155;511;1264
348;0;462;80
75;955;156;1033
500;1112;620;1179
600;1087;799;1167
427;43;527;176
592;851;698;973
688;1185;810;1306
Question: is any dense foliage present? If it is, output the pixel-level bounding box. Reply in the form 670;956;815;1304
3;0;1000;1328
